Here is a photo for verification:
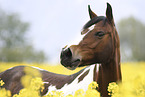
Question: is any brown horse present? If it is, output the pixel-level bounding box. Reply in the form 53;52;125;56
60;3;122;97
0;3;121;97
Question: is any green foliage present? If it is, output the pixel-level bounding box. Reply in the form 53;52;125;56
0;8;47;63
117;16;145;62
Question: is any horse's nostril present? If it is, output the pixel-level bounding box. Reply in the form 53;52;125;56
61;48;72;59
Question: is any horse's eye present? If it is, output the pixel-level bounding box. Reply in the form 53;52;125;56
95;31;105;37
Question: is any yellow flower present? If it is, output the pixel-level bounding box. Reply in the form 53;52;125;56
85;89;100;97
0;78;5;86
12;94;19;97
0;78;11;97
21;66;42;88
44;90;64;97
65;94;73;97
107;82;119;96
74;89;85;97
88;81;98;90
86;81;100;97
0;62;145;97
136;89;145;97
30;77;44;90
0;88;11;97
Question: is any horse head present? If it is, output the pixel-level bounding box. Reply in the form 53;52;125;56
60;3;120;70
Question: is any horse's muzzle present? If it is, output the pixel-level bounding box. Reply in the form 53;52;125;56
60;48;80;70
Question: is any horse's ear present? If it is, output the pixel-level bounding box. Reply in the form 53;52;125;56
88;5;97;19
106;3;114;25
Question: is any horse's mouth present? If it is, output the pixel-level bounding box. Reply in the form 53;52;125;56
61;59;80;70
67;59;80;70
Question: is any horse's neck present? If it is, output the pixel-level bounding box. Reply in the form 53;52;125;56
96;48;122;97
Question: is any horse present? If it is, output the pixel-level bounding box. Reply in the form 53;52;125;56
0;3;121;97
60;3;122;97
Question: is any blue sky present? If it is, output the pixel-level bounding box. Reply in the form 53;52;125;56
0;0;145;64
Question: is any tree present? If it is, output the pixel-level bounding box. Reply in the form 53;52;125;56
0;8;47;63
117;16;145;62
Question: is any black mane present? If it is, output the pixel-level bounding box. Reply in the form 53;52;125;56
82;16;106;30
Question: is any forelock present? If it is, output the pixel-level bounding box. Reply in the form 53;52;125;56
81;16;106;35
83;16;106;30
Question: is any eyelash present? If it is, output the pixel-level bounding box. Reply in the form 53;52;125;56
95;31;105;37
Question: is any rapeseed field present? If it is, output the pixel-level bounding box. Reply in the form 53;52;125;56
0;62;145;97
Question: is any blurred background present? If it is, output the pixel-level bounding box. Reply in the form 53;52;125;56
0;0;144;64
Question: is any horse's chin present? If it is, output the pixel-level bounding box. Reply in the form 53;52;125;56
66;67;77;70
62;59;80;70
78;61;101;67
